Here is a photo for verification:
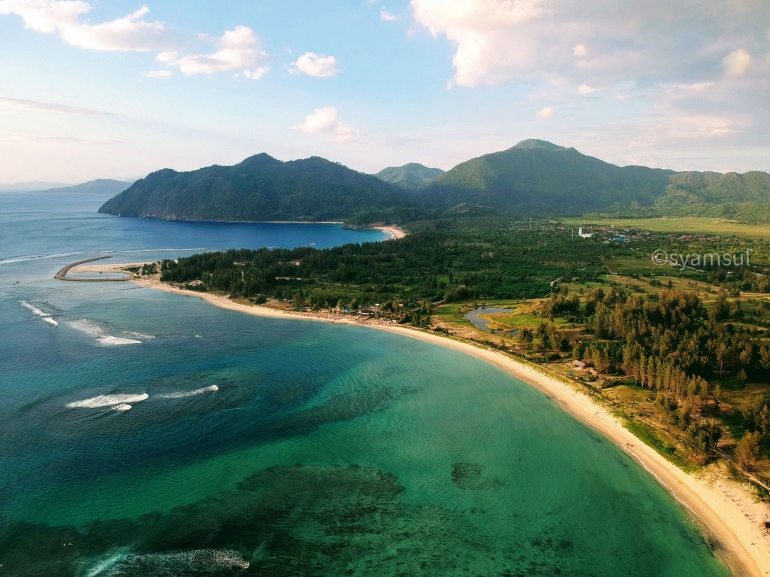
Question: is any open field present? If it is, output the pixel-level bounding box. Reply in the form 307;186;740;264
564;216;770;240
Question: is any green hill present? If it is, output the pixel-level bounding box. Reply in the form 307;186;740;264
374;163;444;190
99;154;419;222
423;140;676;214
99;142;770;223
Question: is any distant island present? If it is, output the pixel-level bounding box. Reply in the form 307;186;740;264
98;139;770;224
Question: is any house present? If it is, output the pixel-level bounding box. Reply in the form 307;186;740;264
578;227;593;238
572;360;587;370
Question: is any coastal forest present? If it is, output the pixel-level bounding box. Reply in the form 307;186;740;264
155;216;770;488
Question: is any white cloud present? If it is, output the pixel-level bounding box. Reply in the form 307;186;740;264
294;107;360;142
0;1;174;51
536;106;554;119
723;48;751;77
156;51;177;62
380;8;398;21
294;107;340;133
411;0;770;88
60;7;172;51
0;96;119;116
170;26;268;76
0;2;268;77
146;70;171;78
290;52;338;77
577;84;595;94
0;0;87;33
243;67;270;80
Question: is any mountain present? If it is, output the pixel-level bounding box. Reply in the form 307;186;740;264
99;142;770;224
0;181;70;192
99;154;419;222
421;139;770;216
422;140;677;214
374;163;444;190
41;179;133;195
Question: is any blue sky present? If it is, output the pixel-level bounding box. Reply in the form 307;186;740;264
0;0;768;183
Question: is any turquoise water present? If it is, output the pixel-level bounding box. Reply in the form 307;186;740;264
0;193;731;576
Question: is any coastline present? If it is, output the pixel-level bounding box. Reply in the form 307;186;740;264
73;265;770;576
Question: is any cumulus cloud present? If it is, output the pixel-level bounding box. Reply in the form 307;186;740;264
293;107;360;142
536;106;554;119
146;70;171;78
0;96;119;116
577;84;595;94
243;67;270;80
723;49;751;77
380;8;398;21
0;1;268;77
410;0;770;88
169;26;269;76
290;52;338;77
0;1;174;51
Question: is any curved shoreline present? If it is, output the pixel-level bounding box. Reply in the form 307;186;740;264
54;256;131;282
66;268;770;576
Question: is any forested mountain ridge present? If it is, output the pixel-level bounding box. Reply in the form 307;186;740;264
99;142;770;223
423;140;770;217
98;154;419;222
374;163;444;190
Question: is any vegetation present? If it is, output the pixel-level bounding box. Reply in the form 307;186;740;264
99;154;419;222
101;140;770;224
374;163;444;190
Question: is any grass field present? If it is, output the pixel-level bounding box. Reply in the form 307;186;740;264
563;216;770;240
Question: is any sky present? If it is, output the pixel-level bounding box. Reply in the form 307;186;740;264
0;0;769;184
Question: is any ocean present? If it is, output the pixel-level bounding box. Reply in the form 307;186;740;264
0;192;730;576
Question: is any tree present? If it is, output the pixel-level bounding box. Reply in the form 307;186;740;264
519;327;533;347
682;421;722;462
735;431;762;471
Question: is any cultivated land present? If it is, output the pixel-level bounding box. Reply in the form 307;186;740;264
564;217;770;240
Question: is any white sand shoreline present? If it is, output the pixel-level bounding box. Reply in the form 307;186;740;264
72;265;770;576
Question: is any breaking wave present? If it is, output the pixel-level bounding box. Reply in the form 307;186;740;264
68;319;141;346
122;331;155;340
66;394;149;409
20;301;58;327
156;385;219;399
90;549;249;576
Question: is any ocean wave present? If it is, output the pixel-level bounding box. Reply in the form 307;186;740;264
68;319;141;346
83;549;131;577
66;393;149;409
156;385;219;399
20;301;47;316
20;301;58;327
97;549;249;575
122;331;155;340
112;404;132;411
0;251;85;266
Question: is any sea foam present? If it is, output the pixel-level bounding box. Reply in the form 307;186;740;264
66;394;148;409
20;301;58;326
68;319;141;346
97;549;249;575
156;385;219;399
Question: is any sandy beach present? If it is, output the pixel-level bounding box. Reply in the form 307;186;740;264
371;225;406;240
70;263;770;576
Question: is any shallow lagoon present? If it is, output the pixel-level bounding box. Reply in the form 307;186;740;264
0;193;730;575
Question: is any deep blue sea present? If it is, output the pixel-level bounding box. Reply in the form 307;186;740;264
0;193;731;576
